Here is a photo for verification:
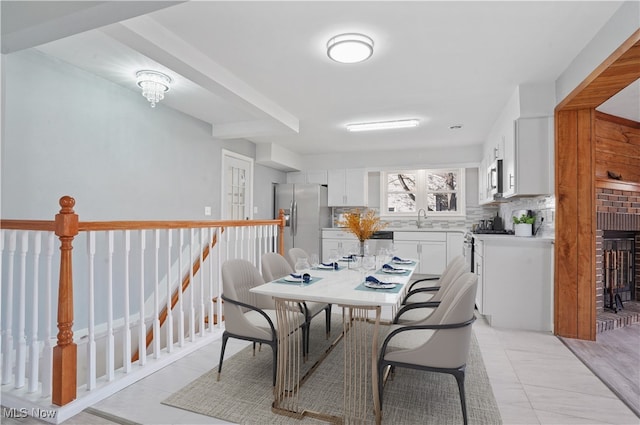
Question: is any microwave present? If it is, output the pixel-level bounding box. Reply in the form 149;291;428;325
487;159;503;197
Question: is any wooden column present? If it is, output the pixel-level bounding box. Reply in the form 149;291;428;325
278;208;285;255
555;109;596;340
52;196;78;405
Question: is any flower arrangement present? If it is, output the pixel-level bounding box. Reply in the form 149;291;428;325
338;208;387;242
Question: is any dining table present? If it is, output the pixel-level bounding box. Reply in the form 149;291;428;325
250;257;418;424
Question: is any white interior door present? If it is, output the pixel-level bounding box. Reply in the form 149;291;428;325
221;150;254;220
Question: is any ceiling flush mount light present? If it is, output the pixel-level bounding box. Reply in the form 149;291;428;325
346;119;420;132
136;70;172;108
327;33;374;64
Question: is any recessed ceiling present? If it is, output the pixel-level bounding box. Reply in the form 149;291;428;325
2;1;631;156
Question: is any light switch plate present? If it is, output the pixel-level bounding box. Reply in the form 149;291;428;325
204;206;212;216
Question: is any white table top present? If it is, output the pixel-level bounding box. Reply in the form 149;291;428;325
251;260;418;306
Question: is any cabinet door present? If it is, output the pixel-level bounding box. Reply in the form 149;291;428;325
446;233;464;264
286;171;306;184
419;241;447;274
322;239;341;263
393;241;419;265
327;169;347;206
306;170;328;185
345;168;368;206
475;254;484;314
502;119;516;197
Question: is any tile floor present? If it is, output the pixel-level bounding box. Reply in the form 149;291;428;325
5;313;640;424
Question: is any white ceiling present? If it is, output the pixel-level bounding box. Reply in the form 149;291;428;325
2;1;635;158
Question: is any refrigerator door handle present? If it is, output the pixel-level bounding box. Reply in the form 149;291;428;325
292;200;298;237
289;200;295;237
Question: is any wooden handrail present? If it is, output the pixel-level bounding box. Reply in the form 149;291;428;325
2;197;287;407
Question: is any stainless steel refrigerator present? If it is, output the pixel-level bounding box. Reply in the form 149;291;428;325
274;184;331;257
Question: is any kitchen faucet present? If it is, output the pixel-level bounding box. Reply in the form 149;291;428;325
417;208;427;228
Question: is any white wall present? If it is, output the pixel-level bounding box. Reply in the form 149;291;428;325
1;49;285;221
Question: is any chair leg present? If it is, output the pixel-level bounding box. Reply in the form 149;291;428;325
452;368;468;425
302;322;310;360
377;361;387;411
217;333;229;381
325;305;332;339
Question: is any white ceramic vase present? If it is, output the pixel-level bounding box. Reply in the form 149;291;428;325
514;223;533;237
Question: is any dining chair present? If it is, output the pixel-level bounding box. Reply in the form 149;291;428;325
287;247;310;268
218;259;304;386
402;255;467;304
261;252;332;356
377;272;478;425
394;257;469;324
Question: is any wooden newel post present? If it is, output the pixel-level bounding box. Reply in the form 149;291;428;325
52;196;78;406
278;208;285;255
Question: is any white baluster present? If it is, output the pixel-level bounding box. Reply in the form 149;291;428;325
86;232;96;390
234;227;239;259
199;228;206;337
208;227;215;331
106;230;115;380
188;228;196;342
15;231;29;388
138;230;147;365
0;231;3;364
153;230;161;358
123;231;131;373
216;228;224;329
177;229;185;347
41;233;55;397
2;231;16;385
28;232;42;393
166;229;173;353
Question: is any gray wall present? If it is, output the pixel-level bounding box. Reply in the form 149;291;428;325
1;49;285;221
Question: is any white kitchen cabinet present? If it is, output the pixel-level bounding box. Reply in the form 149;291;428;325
321;229;357;262
446;232;464;264
477;236;554;331
502;116;552;198
393;232;447;274
327;168;368;206
474;239;485;314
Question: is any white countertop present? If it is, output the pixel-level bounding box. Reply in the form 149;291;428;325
473;234;555;244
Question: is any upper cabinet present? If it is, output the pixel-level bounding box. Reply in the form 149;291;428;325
327;168;368;206
502;116;553;198
480;83;555;203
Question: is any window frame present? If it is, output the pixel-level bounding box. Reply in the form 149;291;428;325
380;168;466;218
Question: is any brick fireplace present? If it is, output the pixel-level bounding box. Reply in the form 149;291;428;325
595;188;640;324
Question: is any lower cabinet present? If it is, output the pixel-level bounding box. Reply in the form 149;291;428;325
393;232;447;275
477;236;554;332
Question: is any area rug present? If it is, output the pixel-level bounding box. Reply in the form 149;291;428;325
162;315;502;424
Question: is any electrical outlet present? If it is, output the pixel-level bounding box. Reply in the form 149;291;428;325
204;206;212;216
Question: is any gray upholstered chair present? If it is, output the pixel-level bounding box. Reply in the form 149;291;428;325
402;255;467;304
218;259;303;386
377;272;478;425
261;252;332;355
394;256;469;324
287;247;310;269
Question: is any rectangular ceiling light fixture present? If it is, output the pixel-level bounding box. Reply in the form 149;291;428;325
346;119;420;132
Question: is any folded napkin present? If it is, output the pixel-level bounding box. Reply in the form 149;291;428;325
321;262;339;270
382;263;402;271
290;273;311;283
392;256;406;262
366;276;384;284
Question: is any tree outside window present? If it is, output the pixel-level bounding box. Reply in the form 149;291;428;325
382;169;464;217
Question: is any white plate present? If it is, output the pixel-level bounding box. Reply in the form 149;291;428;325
382;268;406;274
393;259;412;264
364;281;396;290
317;264;334;269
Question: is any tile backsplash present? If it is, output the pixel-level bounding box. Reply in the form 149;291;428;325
332;195;555;238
